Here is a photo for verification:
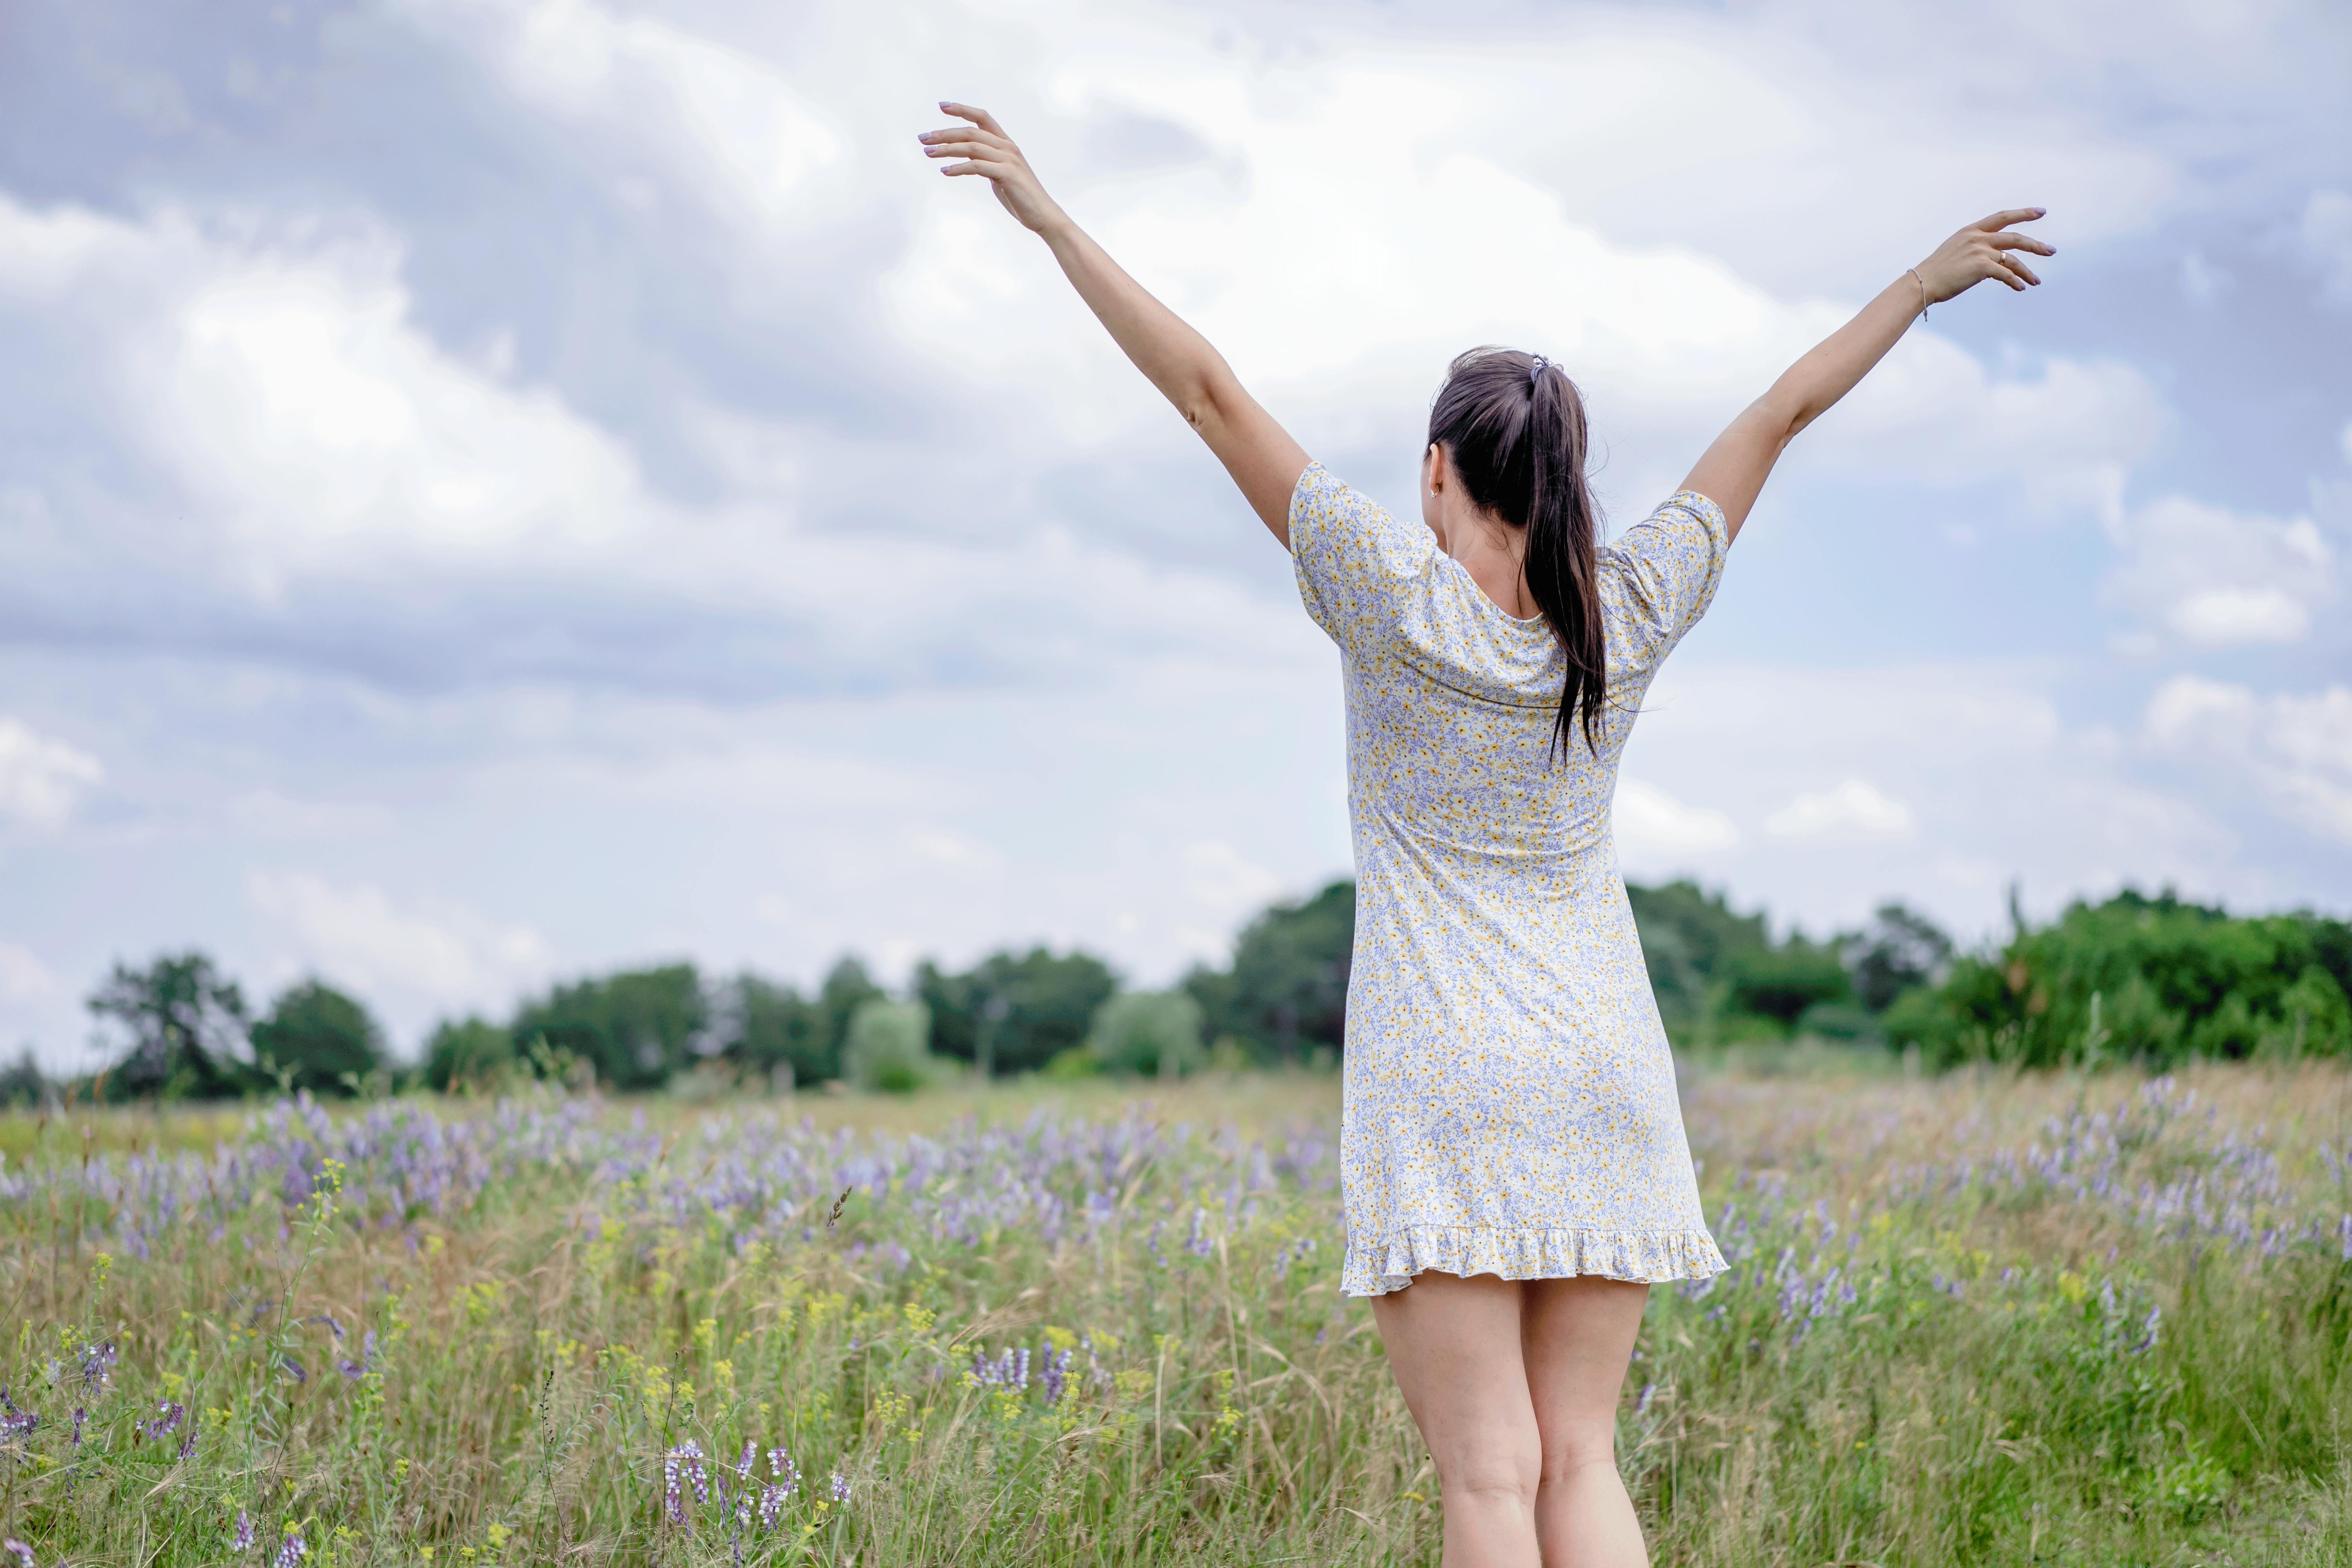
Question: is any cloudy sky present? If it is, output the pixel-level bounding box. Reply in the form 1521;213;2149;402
2;0;2348;1066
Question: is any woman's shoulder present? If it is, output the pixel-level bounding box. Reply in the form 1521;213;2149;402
1597;489;1731;664
1289;463;1435;572
1602;490;1730;567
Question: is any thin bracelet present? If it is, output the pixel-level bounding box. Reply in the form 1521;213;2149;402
1907;267;1929;319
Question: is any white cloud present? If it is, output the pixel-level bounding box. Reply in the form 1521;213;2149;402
246;869;554;1010
1614;779;1741;857
0;941;57;1003
904;829;1000;870
396;0;848;249
1182;840;1285;913
2145;677;2352;846
0;717;104;829
0;194;1312;697
2305;188;2352;302
1765;779;1919;844
2104;494;2336;647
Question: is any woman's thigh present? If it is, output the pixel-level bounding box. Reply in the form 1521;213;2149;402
1519;1277;1649;1463
1369;1271;1541;1485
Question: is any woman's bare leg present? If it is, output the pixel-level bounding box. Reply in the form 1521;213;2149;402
1521;1276;1651;1568
1370;1271;1543;1568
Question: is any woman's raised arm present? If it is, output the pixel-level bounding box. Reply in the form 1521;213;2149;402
920;103;1310;545
1680;209;2055;540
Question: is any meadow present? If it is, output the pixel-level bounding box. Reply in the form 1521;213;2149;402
0;1057;2347;1566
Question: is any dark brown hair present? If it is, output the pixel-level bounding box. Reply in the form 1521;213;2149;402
1427;347;1606;757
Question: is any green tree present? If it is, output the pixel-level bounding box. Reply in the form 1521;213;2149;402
1841;902;1956;1012
1086;991;1206;1078
86;951;252;1099
0;1048;48;1109
815;958;885;1083
1725;940;1854;1026
511;963;706;1092
250;979;386;1096
713;973;825;1088
842;999;938;1094
1191;880;1355;1062
1624;880;1770;1032
423;1016;515;1091
919;947;1118;1076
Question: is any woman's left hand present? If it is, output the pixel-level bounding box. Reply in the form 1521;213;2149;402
918;103;1067;234
1913;209;2055;305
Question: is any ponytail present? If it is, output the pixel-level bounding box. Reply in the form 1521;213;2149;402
1427;347;1607;757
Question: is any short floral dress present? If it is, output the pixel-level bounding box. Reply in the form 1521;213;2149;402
1288;462;1732;1298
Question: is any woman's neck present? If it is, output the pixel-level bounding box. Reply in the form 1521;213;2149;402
1444;508;1534;620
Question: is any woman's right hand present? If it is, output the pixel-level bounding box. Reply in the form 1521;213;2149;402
1913;209;2055;305
918;103;1067;234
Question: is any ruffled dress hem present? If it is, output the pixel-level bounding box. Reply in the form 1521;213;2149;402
1341;1224;1730;1298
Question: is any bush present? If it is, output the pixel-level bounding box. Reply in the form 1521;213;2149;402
1726;942;1853;1027
1086;991;1206;1079
842;1000;939;1094
424;1016;516;1092
1888;889;2352;1068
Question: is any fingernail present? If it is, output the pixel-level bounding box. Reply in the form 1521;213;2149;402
2034;207;2046;217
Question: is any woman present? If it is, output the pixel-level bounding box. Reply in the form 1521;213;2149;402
918;103;2049;1567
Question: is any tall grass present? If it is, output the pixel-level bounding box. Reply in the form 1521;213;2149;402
0;1062;2346;1565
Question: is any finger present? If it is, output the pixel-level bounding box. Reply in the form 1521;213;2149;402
1990;232;2055;255
918;127;1009;154
1972;207;2047;232
939;101;1009;138
922;138;997;159
1997;253;2042;286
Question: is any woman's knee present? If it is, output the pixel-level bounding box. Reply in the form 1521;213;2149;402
1536;1418;1618;1485
1437;1438;1542;1507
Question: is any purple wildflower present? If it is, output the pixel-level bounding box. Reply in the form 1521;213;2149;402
664;1440;708;1527
177;1416;200;1462
829;1472;850;1504
735;1439;756;1479
233;1511;255;1553
77;1343;116;1395
142;1401;186;1441
272;1529;307;1568
2131;1305;2162;1356
338;1331;378;1381
277;1356;307;1385
2;1539;30;1568
0;1388;32;1441
69;1408;84;1450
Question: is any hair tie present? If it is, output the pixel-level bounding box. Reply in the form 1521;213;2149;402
1528;354;1550;387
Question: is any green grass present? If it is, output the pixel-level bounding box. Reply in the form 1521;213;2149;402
0;1061;2346;1564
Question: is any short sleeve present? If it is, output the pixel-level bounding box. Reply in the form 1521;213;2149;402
1601;490;1730;675
1289;462;1436;657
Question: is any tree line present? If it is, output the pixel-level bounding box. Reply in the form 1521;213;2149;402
21;877;2351;1103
